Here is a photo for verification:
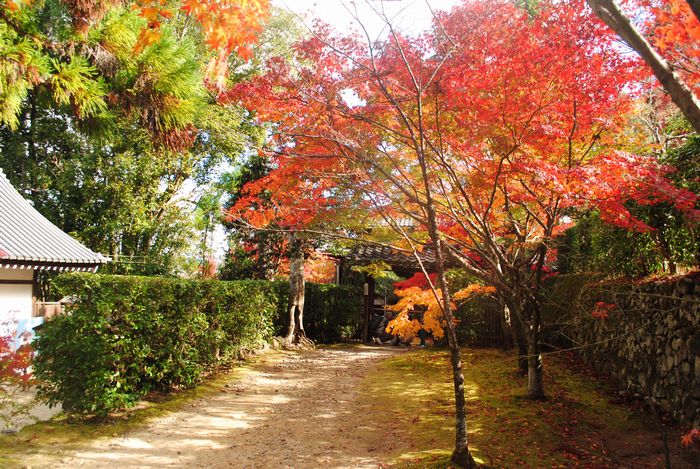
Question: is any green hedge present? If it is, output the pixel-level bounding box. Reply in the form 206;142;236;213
33;273;360;416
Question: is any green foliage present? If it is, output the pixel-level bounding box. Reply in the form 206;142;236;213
0;21;49;129
445;268;503;346
33;273;360;416
228;8;307;82
559;208;697;277
451;297;503;346
121;26;207;135
351;261;399;281
559;137;699;277
661;135;700;193
557;212;664;276
34;273;283;416
1;1;208;137
0;108;197;275
0;2;276;276
49;56;108;119
540;273;606;322
294;283;362;343
219;153;286;280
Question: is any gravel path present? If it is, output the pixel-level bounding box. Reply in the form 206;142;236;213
42;346;407;469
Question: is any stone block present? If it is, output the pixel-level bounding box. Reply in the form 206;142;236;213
691;330;700;355
680;361;691;376
677;277;695;296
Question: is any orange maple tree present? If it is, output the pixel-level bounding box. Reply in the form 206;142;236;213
226;1;698;466
642;0;700;91
276;251;337;284
387;276;497;342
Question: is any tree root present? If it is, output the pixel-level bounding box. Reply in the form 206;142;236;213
451;448;479;468
278;334;315;350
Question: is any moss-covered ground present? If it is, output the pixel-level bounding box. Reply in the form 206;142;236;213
360;347;700;468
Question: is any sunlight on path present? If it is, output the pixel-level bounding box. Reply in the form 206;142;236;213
44;346;407;469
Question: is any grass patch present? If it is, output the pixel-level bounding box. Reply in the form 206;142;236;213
361;347;694;468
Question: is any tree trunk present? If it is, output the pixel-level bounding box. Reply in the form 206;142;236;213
653;231;677;275
285;253;306;344
415;134;476;466
526;330;545;400
500;304;514;351
424;233;475;465
587;0;700;133
434;245;477;469
511;310;529;373
504;300;528;373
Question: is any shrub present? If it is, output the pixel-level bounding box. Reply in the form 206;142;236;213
0;324;35;428
300;283;362;343
33;274;282;415
32;274;360;416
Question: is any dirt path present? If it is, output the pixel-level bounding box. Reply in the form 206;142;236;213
40;346;407;469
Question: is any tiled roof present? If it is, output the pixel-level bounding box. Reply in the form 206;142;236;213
371;218;417;229
346;244;437;271
0;169;109;269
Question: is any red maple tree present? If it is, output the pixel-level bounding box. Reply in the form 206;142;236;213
588;0;700;131
227;1;698;466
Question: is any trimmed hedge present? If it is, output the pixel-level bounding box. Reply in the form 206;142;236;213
33;273;359;416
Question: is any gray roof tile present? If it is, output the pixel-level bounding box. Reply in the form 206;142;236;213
346;244;437;270
0;168;109;267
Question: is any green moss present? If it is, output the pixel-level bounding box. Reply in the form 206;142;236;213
360;348;656;468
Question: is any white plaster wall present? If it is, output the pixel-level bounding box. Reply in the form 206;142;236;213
0;267;36;344
0;267;33;323
0;283;33;323
0;267;33;281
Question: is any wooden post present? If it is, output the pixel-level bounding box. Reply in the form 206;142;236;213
362;275;377;342
32;269;40;317
362;276;370;342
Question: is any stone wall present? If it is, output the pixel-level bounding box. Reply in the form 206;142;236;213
564;273;699;427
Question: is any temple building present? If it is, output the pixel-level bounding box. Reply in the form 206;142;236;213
0;169;109;345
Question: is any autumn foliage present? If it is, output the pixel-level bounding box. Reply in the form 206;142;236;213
642;0;700;92
134;0;269;86
681;428;700;447
228;0;698;236
225;1;699;460
0;331;33;389
387;281;497;341
591;301;616;320
277;251;338;284
227;0;700;351
393;272;437;290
